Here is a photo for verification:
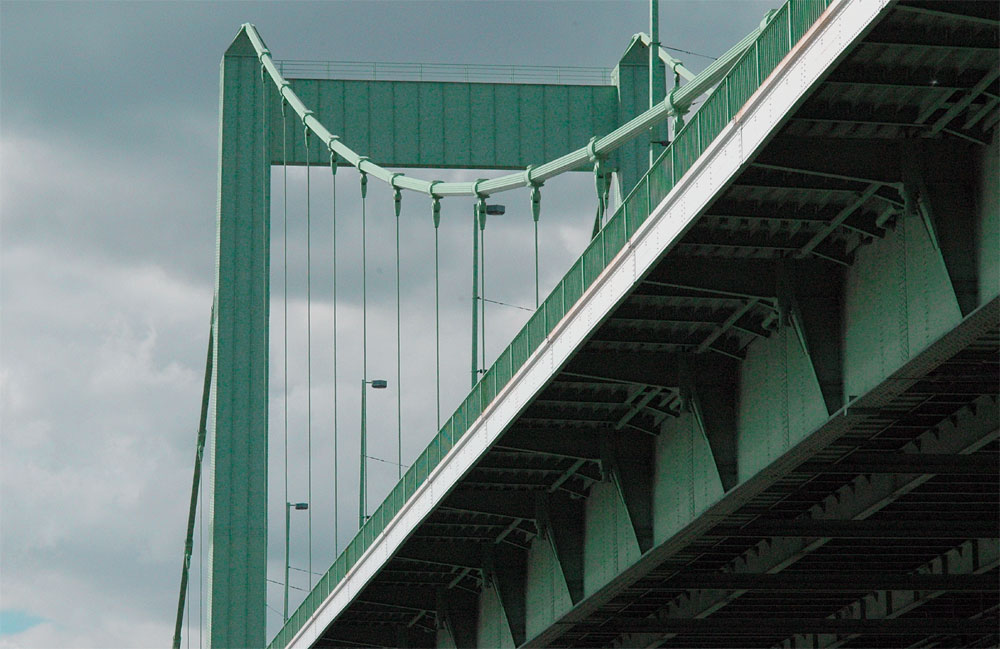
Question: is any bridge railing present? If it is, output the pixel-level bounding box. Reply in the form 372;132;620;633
269;1;831;645
275;59;613;85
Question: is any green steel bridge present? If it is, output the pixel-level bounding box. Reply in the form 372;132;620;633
175;0;1000;647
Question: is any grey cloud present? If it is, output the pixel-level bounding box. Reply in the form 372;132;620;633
1;1;775;646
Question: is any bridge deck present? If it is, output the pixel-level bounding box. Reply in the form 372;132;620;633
272;0;1000;647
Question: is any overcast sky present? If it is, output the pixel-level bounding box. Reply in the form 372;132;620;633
0;1;772;646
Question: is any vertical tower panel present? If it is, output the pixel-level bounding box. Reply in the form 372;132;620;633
210;28;270;649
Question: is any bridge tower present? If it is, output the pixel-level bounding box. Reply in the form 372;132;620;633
205;20;678;648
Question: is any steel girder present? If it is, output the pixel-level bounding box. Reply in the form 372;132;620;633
275;1;999;647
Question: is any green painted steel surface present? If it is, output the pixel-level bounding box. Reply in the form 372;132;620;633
268;79;618;169
477;584;516;648
581;482;642;596
737;325;830;482
245;20;760;200
844;214;965;400
211;31;271;649
977;131;999;304
524;534;573;640
266;3;835;646
652;412;725;544
614;37;668;196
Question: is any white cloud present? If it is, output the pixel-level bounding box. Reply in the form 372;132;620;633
1;242;209;647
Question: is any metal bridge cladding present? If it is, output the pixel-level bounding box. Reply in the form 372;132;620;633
268;1;999;648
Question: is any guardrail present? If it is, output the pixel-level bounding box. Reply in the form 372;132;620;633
275;59;613;85
269;1;831;646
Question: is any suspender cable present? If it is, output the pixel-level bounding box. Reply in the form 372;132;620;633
431;195;441;427
280;100;290;596
360;170;369;524
361;171;368;382
392;183;403;479
329;148;339;554
303;122;313;590
470;201;479;388
531;186;541;308
479;207;487;372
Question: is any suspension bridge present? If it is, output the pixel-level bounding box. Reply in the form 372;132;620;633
174;0;1000;647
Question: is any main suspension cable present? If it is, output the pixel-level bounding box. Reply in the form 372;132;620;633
304;122;313;590
244;20;766;199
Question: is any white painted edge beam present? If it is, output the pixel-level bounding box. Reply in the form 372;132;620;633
282;0;890;647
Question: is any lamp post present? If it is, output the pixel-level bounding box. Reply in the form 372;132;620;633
471;202;505;387
284;501;308;622
360;378;388;528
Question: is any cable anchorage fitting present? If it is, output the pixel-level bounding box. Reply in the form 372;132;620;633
530;185;542;223
522;166;544;223
473;179;489;229
328;136;340;175
429;181;442;228
358;157;370;199
390;173;405;217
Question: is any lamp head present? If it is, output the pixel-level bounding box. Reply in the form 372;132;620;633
485;204;505;216
371;379;388;389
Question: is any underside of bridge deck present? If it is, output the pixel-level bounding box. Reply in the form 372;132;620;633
308;1;999;647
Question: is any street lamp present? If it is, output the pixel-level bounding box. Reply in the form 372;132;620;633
360;378;388;528
283;501;308;622
471;202;505;387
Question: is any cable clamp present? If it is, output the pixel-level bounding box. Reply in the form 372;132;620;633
666;87;683;116
523;164;534;188
428;180;443;200
300;109;314;127
472;178;489;200
587;137;602;164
